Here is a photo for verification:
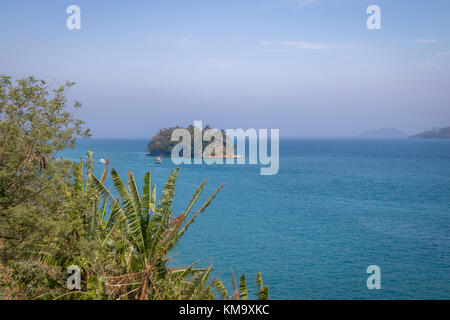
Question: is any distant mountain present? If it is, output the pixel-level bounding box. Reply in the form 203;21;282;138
357;128;409;138
409;126;450;139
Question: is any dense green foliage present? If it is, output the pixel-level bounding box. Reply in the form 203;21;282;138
145;125;228;157
0;76;90;298
0;76;268;300
0;76;89;210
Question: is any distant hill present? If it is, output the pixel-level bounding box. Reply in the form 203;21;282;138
358;128;409;138
409;126;450;139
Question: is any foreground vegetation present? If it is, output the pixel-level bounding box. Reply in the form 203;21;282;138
0;76;268;300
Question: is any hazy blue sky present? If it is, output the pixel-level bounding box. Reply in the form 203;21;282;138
1;0;449;137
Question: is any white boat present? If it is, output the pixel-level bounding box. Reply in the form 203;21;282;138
155;157;162;164
99;158;106;164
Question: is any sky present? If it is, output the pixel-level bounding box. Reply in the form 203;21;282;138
0;0;449;138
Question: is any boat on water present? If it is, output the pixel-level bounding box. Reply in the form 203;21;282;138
155;156;162;164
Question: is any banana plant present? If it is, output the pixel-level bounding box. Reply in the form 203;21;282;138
102;167;224;299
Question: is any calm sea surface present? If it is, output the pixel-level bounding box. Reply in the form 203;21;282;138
60;138;450;299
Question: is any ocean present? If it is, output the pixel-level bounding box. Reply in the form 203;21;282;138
60;138;450;299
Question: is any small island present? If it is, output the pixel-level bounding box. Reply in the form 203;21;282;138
145;124;239;158
409;126;450;139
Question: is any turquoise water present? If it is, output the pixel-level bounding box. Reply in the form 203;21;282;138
60;138;450;299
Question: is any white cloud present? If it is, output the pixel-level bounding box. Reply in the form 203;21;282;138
284;0;318;7
281;41;330;50
259;40;330;51
417;61;438;67
259;40;272;46
185;58;246;69
417;38;441;43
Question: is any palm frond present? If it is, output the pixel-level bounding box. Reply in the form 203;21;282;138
147;169;179;257
127;170;142;219
142;171;152;219
213;279;230;300
100;158;110;184
255;272;269;300
232;272;239;300
239;275;248;300
111;169;145;251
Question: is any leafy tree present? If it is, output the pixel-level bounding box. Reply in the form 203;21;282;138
0;76;89;210
0;76;89;297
